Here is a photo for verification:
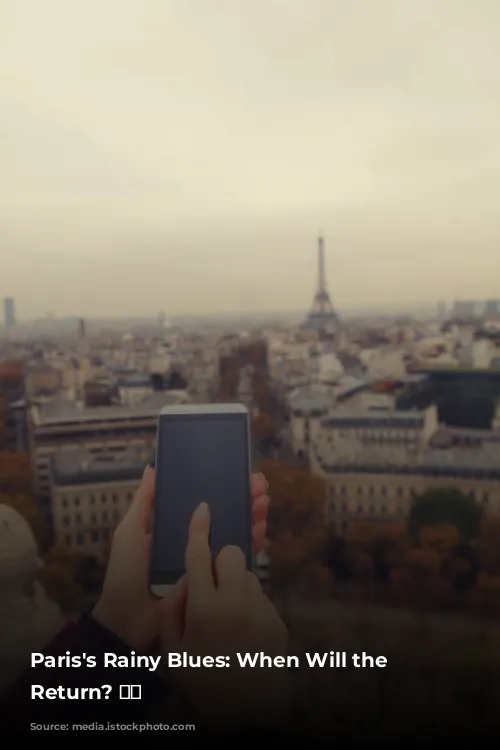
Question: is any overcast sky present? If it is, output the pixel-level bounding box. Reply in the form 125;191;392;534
1;0;499;319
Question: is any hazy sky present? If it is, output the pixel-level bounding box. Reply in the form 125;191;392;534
1;0;499;318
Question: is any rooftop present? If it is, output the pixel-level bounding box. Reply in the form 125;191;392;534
322;404;425;428
34;391;184;426
51;448;149;486
315;443;500;479
289;376;370;414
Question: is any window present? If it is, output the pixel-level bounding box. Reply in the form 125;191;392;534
368;504;375;514
329;486;336;499
91;531;99;543
381;505;387;515
62;497;68;508
340;486;346;496
65;535;71;546
90;495;96;505
329;502;336;512
397;487;403;498
127;492;133;502
74;496;80;507
75;513;81;523
483;492;489;504
356;486;362;496
356;505;363;514
101;494;107;504
103;512;108;523
381;486;387;497
91;513;97;524
76;533;83;545
341;502;347;512
369;486;374;497
103;529;109;541
113;510;120;522
63;516;69;526
341;521;348;533
112;494;119;504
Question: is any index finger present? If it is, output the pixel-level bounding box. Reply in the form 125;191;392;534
185;503;215;594
125;465;155;530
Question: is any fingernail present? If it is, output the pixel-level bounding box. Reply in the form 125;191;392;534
193;502;209;520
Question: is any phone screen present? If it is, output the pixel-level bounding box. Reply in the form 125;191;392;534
150;409;253;587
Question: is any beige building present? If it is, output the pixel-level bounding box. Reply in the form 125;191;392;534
50;450;145;561
30;391;184;531
315;445;500;535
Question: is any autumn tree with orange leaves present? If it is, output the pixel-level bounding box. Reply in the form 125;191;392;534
0;451;45;545
261;459;329;619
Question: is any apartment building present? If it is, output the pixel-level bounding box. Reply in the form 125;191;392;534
313;440;500;535
50;449;145;561
30;390;186;531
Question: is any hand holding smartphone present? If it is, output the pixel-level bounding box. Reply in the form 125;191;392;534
149;403;254;597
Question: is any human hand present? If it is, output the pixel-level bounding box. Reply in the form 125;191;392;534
158;503;289;732
92;466;269;652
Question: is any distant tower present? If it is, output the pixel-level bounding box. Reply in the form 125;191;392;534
3;298;16;327
305;236;341;334
78;318;86;338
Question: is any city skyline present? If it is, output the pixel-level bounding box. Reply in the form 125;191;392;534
1;0;500;317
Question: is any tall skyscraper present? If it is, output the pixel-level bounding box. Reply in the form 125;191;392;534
4;298;15;327
78;318;86;338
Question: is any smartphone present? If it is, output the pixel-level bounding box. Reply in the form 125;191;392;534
149;403;254;597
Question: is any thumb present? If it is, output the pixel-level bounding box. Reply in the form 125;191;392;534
157;575;187;651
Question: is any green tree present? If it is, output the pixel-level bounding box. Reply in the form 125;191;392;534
408;488;482;544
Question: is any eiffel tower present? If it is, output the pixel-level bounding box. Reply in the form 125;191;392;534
305;236;342;334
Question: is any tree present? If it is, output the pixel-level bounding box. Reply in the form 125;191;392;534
262;460;327;621
261;459;325;538
251;369;270;412
474;516;500;576
218;364;239;401
0;451;34;496
392;546;442;629
408;488;482;544
0;451;43;543
252;413;276;456
251;413;275;440
344;521;408;584
469;573;500;620
268;529;326;623
0;393;7;447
